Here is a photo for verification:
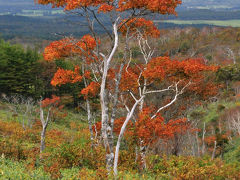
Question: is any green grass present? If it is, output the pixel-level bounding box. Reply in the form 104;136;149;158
0;101;89;133
0;158;50;180
155;19;240;27
188;100;238;124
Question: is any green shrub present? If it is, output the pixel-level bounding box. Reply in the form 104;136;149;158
147;155;240;179
0;157;50;180
224;137;240;163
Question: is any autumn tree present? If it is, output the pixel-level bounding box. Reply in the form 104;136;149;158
35;0;206;175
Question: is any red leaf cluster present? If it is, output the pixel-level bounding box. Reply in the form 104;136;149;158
93;107;192;146
120;66;140;92
43;35;97;61
41;95;60;108
98;4;115;13
81;81;100;98
143;57;218;82
51;66;83;86
135;107;190;145
117;0;181;14
119;18;160;38
36;0;181;15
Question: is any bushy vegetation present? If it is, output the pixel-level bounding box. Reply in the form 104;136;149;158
0;158;50;180
1;103;240;179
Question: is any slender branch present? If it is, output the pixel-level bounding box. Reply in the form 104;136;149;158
150;81;191;119
120;95;130;113
90;9;113;41
144;85;174;95
129;91;138;102
107;17;120;65
114;96;144;175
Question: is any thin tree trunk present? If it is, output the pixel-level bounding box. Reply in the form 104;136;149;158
40;125;47;155
100;19;119;172
82;65;94;142
86;99;94;141
107;63;124;161
196;131;200;157
114;97;143;176
202;122;206;155
135;146;139;164
39;99;51;159
212;141;217;160
139;140;147;170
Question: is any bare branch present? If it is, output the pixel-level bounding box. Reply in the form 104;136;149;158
129;91;138;102
144;85;174;95
150;81;191;119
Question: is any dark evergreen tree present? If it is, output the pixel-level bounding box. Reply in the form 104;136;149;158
0;40;39;97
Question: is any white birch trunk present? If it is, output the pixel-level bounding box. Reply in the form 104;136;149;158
86;99;94;141
82;65;94;142
40;125;47;155
100;19;119;171
39;100;51;158
113;97;143;175
202;122;206;155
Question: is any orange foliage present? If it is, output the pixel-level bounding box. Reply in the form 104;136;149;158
117;57;219;100
0;120;41;162
114;117;135;137
81;81;100;98
98;4;115;13
43;35;97;61
41;95;68;121
93;107;192;146
51;65;99;99
83;70;91;79
35;0;66;8
143;57;219;99
143;57;218;82
117;0;181;14
135;107;190;145
41;95;60;108
46;129;67;147
50;63;99;98
36;0;181;15
205;135;216;146
119;18;160;38
65;0;108;10
119;65;141;92
51;66;83;86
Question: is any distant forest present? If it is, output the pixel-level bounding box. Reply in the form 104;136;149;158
0;9;240;41
167;9;240;20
